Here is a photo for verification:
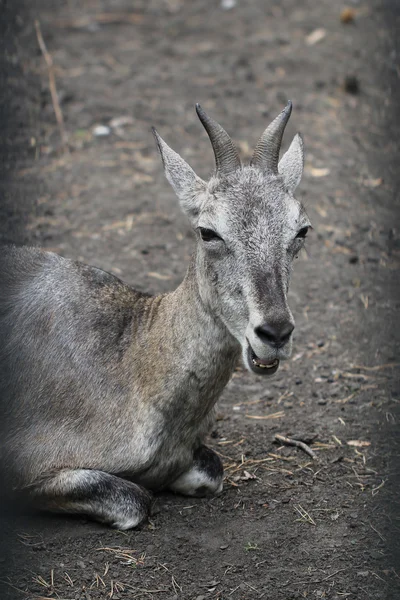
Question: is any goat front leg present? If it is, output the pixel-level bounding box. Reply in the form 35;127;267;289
169;446;224;497
28;469;152;530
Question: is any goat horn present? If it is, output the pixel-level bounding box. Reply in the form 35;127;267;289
250;101;292;173
196;103;241;176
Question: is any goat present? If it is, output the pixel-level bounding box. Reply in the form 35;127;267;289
0;102;310;529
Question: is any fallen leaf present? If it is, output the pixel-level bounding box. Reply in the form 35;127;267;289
130;172;153;183
306;28;327;46
102;216;135;231
362;177;383;188
308;167;331;178
147;272;172;280
316;207;328;218
340;8;355;23
347;440;371;448
360;294;369;309
241;470;257;480
332;245;353;255
109;116;134;129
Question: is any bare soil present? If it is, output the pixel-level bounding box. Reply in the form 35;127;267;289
0;1;399;599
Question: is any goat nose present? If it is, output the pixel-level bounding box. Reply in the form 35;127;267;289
255;321;294;348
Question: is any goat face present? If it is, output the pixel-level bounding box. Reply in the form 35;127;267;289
153;102;311;376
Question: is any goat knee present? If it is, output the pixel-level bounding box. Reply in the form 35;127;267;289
28;469;152;530
169;446;223;497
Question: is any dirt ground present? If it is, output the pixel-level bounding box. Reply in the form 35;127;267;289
0;0;399;599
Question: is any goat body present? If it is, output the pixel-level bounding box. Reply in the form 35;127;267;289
0;103;309;528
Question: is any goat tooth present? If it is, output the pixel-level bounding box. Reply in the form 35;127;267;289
253;359;278;369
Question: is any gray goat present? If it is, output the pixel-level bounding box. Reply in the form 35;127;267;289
0;102;310;529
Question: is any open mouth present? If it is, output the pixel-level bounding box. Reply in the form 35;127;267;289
247;344;280;376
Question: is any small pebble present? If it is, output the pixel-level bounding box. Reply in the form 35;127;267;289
221;0;236;9
344;75;360;94
92;125;111;136
318;398;327;405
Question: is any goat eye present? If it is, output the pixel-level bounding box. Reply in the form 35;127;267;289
296;226;309;239
199;228;222;242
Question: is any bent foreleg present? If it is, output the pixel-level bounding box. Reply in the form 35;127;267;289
27;469;152;530
169;446;223;497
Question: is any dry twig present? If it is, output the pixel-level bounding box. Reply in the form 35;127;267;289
294;504;316;525
275;434;318;460
351;362;400;371
246;411;285;420
96;546;145;567
34;19;68;151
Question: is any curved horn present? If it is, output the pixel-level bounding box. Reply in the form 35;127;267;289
195;103;241;176
250;101;292;173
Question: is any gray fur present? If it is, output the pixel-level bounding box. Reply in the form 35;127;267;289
0;104;309;529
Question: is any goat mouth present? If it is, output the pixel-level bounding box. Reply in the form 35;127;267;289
247;345;279;376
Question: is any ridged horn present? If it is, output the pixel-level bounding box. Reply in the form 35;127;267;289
195;103;241;176
251;101;292;173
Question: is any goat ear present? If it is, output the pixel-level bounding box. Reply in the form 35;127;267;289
278;133;304;193
152;128;206;220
